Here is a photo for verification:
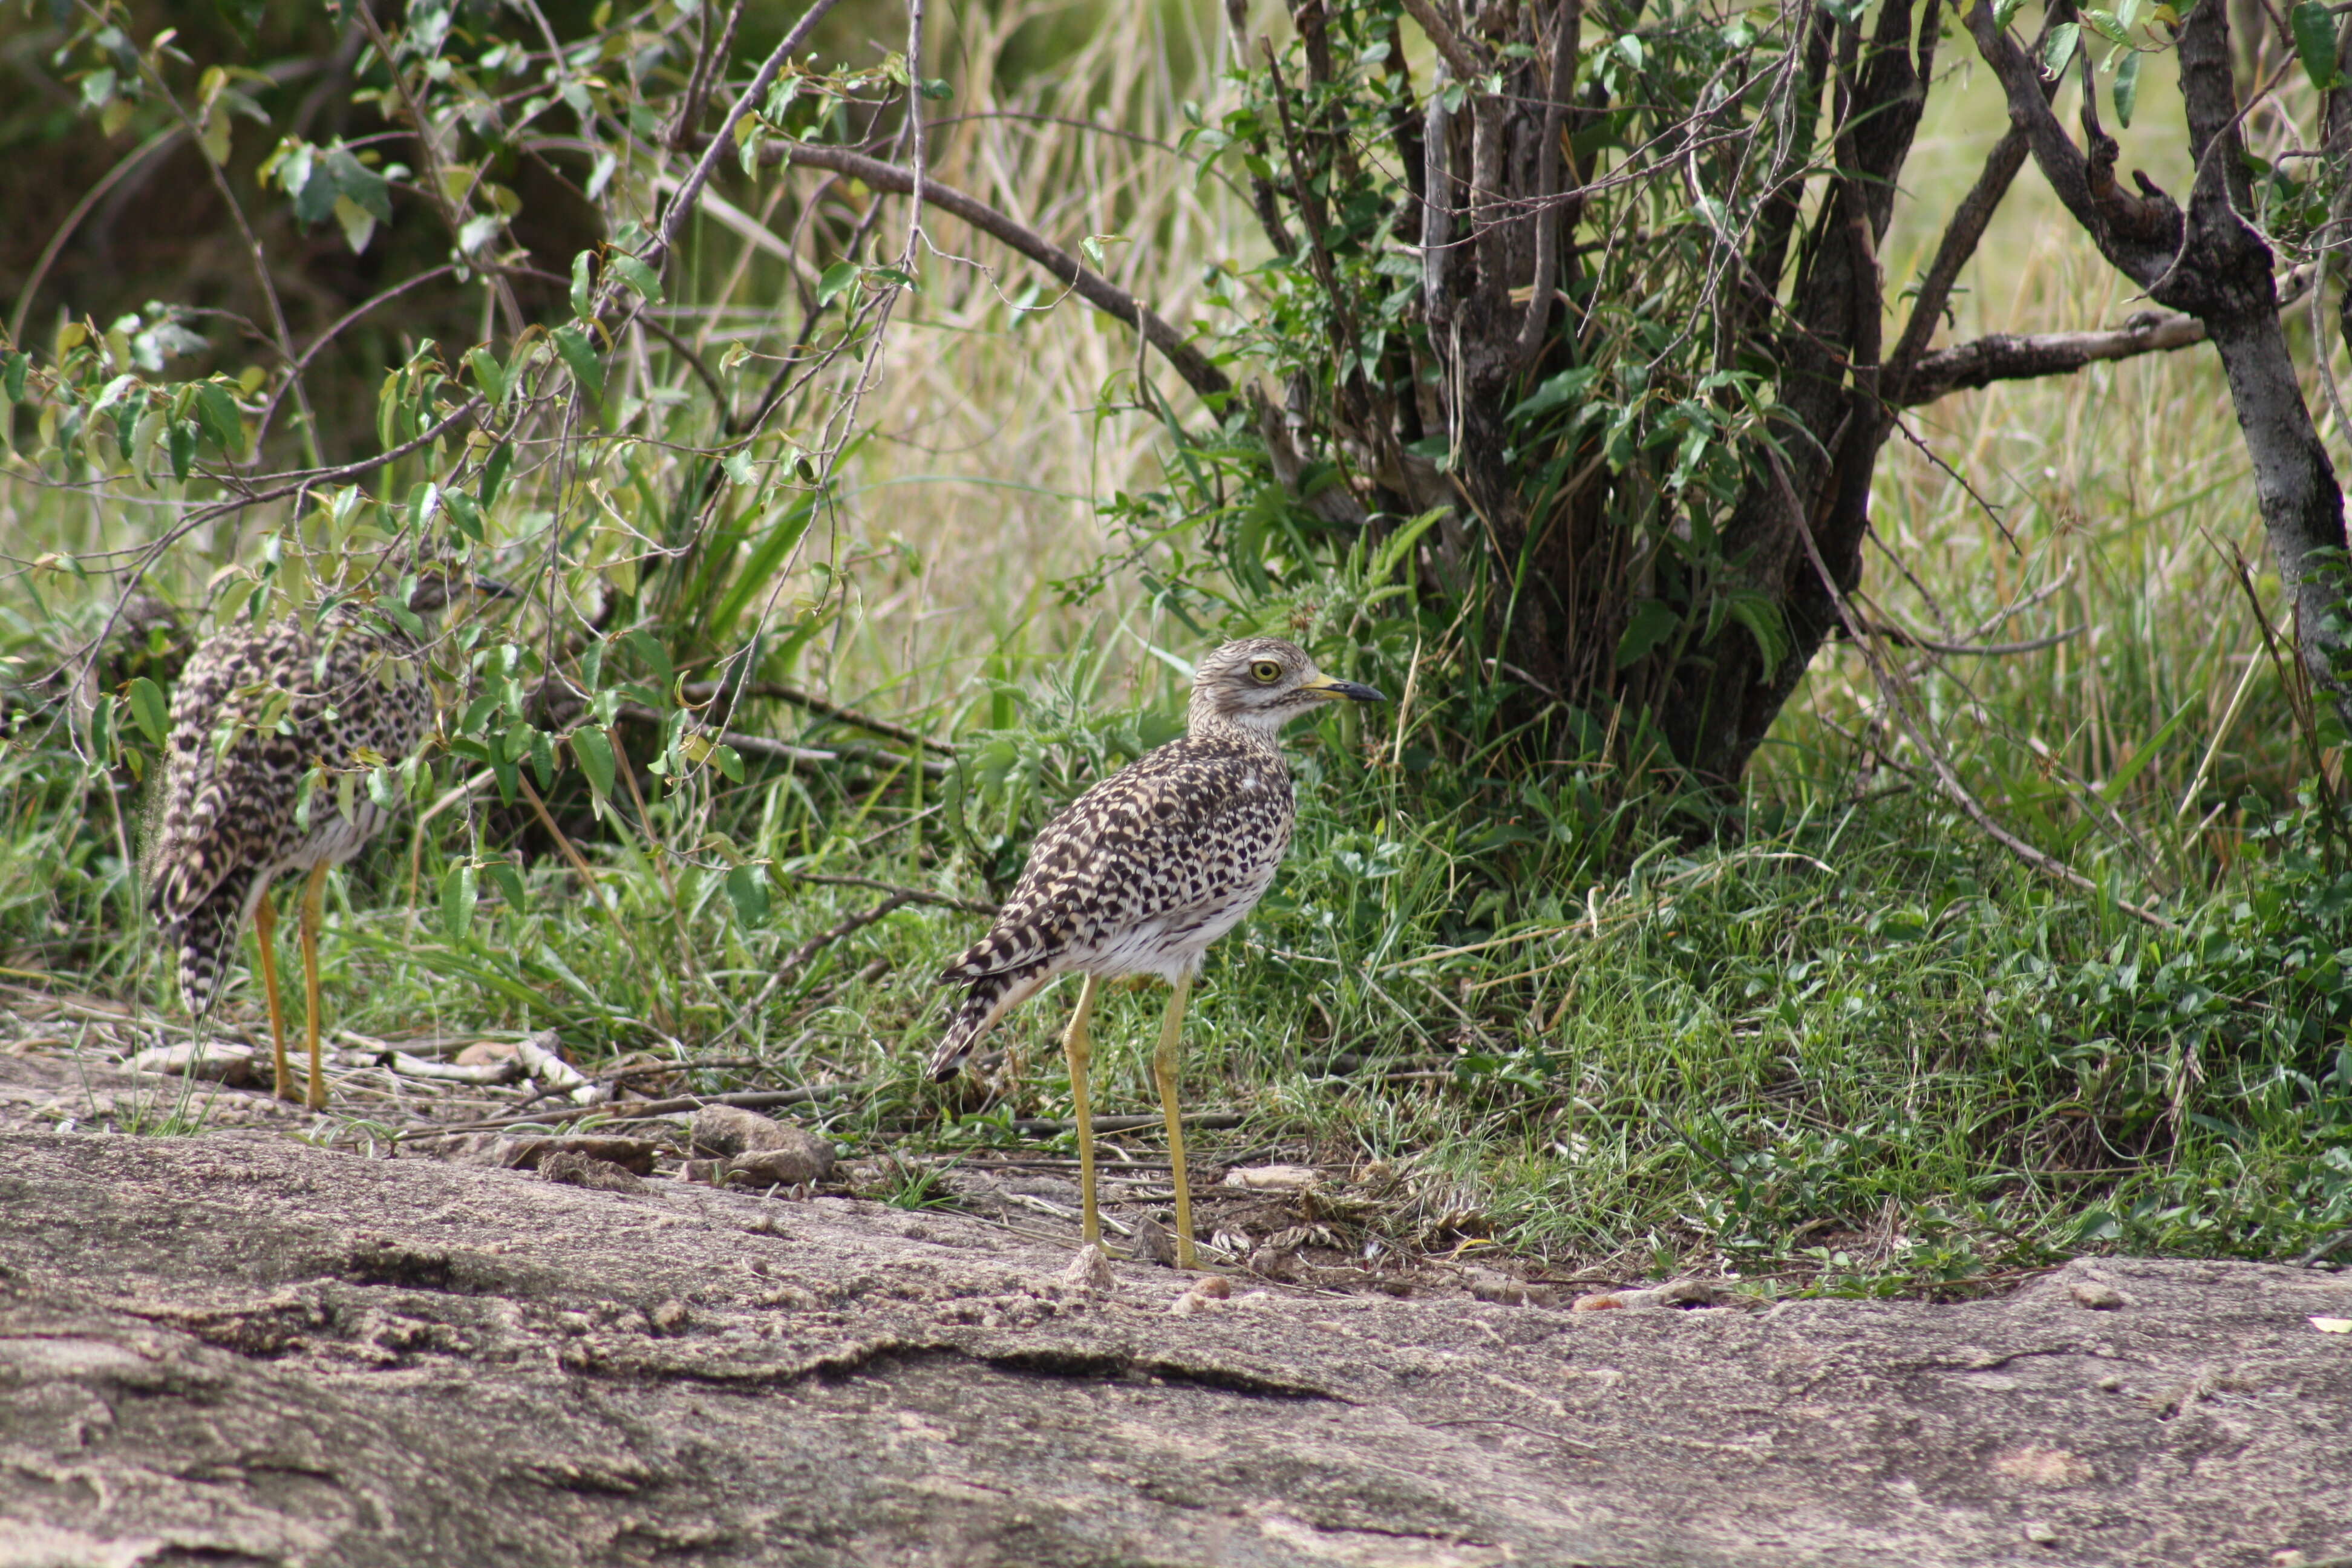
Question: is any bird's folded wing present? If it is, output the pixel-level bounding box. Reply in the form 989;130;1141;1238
942;742;1287;980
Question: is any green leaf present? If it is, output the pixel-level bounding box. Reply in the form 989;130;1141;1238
2;351;26;401
125;676;168;745
708;495;817;642
195;381;245;459
466;347;507;406
2081;7;2131;44
725;863;770;927
572;725;617;798
1722;592;1789;681
2114;50;2142;128
552;324;604;402
570;249;595;318
325;149;391;222
214;0;266;50
1507;365;1599;426
2292;1;2339;90
167;419;198;480
529;727;557;791
610;253;664;304
2100;696;2197;803
480;439;513;504
483;857;526;912
2043;22;2080;76
88;692;117;766
711;743;743;783
442;488;483;542
622;627;674;691
1615;598;1679;668
439;863;478;942
815;261;860;310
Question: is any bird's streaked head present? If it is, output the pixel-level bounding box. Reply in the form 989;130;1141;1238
1188;637;1385;738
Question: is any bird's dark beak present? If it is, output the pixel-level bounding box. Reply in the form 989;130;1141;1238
470;575;519;599
1300;674;1387;704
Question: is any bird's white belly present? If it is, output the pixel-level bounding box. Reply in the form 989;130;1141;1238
1080;872;1274;981
281;800;402;874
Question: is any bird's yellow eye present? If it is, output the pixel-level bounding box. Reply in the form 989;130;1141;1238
1250;659;1283;684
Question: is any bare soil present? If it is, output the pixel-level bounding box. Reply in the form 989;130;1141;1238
4;1047;2351;1567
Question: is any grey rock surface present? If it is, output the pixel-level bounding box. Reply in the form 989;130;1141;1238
2;1128;2349;1567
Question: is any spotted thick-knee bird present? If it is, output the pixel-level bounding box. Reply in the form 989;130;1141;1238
930;637;1383;1266
146;561;505;1109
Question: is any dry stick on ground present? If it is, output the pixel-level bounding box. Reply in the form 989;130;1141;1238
391;1083;865;1140
1770;451;2180;932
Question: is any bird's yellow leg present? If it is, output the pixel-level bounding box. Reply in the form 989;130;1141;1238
298;863;329;1111
1063;974;1103;1247
1151;970;1198;1270
253;888;293;1102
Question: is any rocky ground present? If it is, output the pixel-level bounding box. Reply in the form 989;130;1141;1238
5;1023;2352;1566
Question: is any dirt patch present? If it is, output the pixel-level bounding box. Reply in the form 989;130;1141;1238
4;1111;2351;1566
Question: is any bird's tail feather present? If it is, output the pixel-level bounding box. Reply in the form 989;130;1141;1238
928;965;1049;1081
166;866;253;1020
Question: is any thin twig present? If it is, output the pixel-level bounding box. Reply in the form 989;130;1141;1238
776;868;996;915
1770;448;2177;930
681;678;955;753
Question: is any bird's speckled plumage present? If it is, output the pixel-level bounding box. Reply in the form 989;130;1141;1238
928;638;1382;1080
147;581;443;1018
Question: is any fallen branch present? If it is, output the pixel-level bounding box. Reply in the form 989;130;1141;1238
516;1030;601;1106
1010;1111;1246;1137
388;1052;521;1087
393;1083;862;1140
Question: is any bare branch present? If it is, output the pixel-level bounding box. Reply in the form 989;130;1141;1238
765;142;1232;403
1398;0;1488;84
644;0;846;281
680;679;956;754
1896;312;2207;405
1769;449;2177;930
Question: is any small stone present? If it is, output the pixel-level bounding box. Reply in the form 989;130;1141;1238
648;1299;691;1337
691;1104;799;1158
499;1136;662;1176
1221;1163;1319;1192
1060;1244;1115;1295
726;1131;835;1189
1467;1268;1527;1306
555;1312;594;1336
1169;1275;1232;1317
1131;1214;1180;1268
127;1041;256;1087
539;1151;644;1193
1993;1448;2094;1488
1573;1292;1626;1311
2022;1521;2059;1547
2273;1550;2310;1566
2070;1279;2125;1310
679;1158;728;1184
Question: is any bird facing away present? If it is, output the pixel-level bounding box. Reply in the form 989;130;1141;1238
930;638;1384;1266
148;562;499;1109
